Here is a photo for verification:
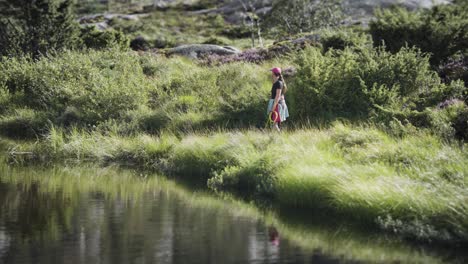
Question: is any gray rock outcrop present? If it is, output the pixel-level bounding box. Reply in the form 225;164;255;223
166;44;241;58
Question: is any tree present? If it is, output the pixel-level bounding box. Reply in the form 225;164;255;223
266;0;344;36
240;0;264;48
0;0;80;59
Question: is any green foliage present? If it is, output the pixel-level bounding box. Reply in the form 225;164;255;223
0;50;272;136
0;50;152;126
321;28;371;52
80;26;130;50
428;101;468;141
0;108;50;138
9;125;468;243
0;83;11;114
220;25;252;39
208;153;279;199
203;36;229;46
370;4;468;66
289;46;440;121
0;0;80;59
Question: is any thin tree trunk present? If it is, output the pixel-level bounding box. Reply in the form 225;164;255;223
256;19;263;48
250;21;255;48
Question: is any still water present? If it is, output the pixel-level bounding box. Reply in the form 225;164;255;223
0;165;464;264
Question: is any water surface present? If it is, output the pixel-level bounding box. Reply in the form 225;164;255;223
0;165;464;264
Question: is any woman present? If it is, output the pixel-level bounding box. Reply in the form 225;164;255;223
267;67;289;131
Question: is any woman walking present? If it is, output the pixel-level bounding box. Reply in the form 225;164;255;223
267;67;289;131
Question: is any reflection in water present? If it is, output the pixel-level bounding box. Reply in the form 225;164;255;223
0;171;312;264
268;226;280;247
0;165;465;264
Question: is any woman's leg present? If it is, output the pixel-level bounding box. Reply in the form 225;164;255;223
271;105;281;131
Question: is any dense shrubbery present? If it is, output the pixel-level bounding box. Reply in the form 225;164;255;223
321;29;371;52
0;50;153;128
290;46;437;118
0;50;271;137
370;3;468;66
0;0;80;59
287;45;467;138
439;54;468;86
1;44;466;140
80;26;130;50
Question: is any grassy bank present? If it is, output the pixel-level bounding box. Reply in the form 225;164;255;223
0;163;462;264
1;47;466;140
4;123;467;244
0;5;467;246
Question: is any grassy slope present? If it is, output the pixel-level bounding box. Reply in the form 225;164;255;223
4;123;467;243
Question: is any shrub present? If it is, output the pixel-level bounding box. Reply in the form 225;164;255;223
0;109;50;139
80;26;130;50
208;154;279;199
370;4;468;66
0;50;152;126
202;36;229;46
0;0;80;59
213;63;270;126
0;83;11;114
429;100;468;141
130;36;150;51
321;29;371;53
438;54;468;86
153;36;177;49
289;46;443;122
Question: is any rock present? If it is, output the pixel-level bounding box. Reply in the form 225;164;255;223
291;34;321;45
83;22;108;31
78;13;149;30
166;44;241;59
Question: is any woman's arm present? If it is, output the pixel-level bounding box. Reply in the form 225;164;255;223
273;88;281;110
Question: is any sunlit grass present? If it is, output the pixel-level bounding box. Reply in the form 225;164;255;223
5;122;468;242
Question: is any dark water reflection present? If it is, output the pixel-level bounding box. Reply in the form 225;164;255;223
0;165;464;264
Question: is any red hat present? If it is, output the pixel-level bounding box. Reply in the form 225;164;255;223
271;67;282;75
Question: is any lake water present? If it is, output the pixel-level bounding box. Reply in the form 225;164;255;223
0;164;464;264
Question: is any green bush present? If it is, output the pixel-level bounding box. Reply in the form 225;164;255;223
0;109;50;139
80;26;130;50
0;83;11;114
370;4;468;66
321;29;371;53
1;50;271;137
208;153;279;199
289;46;441;121
203;36;229;46
0;50;152;126
0;0;80;59
428;100;468;141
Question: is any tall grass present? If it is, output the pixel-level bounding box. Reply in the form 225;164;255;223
0;49;278;137
7;123;467;243
1;45;466;140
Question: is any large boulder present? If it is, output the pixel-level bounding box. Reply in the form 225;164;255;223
166;44;241;58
